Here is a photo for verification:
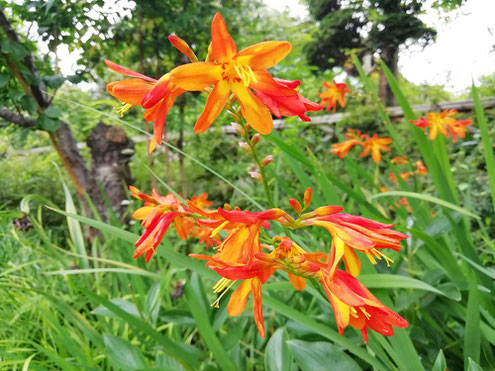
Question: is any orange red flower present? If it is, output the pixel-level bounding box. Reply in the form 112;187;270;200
167;13;321;134
360;134;392;163
105;35;195;153
331;130;392;163
130;187;218;262
318;80;350;113
331;129;367;159
411;109;473;142
130;187;408;341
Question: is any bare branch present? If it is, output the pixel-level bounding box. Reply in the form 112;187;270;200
0;107;36;128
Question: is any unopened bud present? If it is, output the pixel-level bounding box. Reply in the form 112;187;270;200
223;203;233;211
303;187;313;208
231;122;245;136
260;155;273;167
248;171;263;182
251;133;261;146
239;142;252;154
289;198;303;214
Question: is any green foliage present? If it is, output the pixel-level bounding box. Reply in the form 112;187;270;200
1;2;494;371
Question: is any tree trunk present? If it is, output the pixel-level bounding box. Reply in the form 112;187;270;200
86;122;134;219
379;46;399;107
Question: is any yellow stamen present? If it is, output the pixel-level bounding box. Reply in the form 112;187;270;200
210;221;229;239
232;60;257;86
360;307;371;319
350;307;359;318
364;250;377;265
211;278;236;308
371;248;394;267
114;103;132;117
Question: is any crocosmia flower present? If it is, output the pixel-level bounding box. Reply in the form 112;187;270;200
302;212;408;277
130;187;218;262
318;80;350;113
415;161;427;175
168;13;311;134
391;156;408;165
331;129;368;159
319;268;408;342
411;110;473;142
254;78;323;122
360;134;392;163
105;35;197;152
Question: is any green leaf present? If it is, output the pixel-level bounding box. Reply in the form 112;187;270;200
53;162;88;268
92;298;140;319
0;73;10;88
359;274;458;300
264;328;292;371
43;75;66;89
103;334;146;370
467;358;484;371
184;273;236;371
287;340;361;371
472;84;495;213
371;191;479;219
1;40;27;60
262;296;386;370
432;349;447;371
44;106;63;118
37;112;60;132
464;278;481;368
80;287;203;370
20;95;38;115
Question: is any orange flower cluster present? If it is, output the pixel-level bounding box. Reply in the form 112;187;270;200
106;13;322;153
331;129;392;163
131;186;408;342
389;160;427;182
318;80;350;113
411;109;473;142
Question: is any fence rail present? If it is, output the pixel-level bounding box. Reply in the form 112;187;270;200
7;97;495;156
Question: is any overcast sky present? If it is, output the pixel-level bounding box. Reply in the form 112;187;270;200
265;0;495;93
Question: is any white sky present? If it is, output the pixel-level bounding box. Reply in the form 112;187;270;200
265;0;495;93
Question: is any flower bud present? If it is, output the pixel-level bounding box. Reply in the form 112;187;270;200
231;122;245;136
260;155;273;167
289;198;303;214
251;133;261;146
238;142;252;154
168;35;198;62
223;203;233;211
248;171;263;182
303;187;313;208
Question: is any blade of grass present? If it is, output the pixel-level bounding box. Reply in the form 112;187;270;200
184;273;236;371
472;84;495;213
464;277;481;368
79;286;203;370
371;191;479;219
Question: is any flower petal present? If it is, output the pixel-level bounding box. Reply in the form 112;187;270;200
237;41;292;70
195;79;230;133
107;79;154;106
142;74;173;109
227;279;252;316
168;35;198;62
169;62;221;91
232;83;273;135
105;59;156;82
252;70;297;96
211;12;237;62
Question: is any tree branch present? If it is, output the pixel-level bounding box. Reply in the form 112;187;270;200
0;7;49;107
0;107;36;128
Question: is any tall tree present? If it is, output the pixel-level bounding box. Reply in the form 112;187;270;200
305;0;464;105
